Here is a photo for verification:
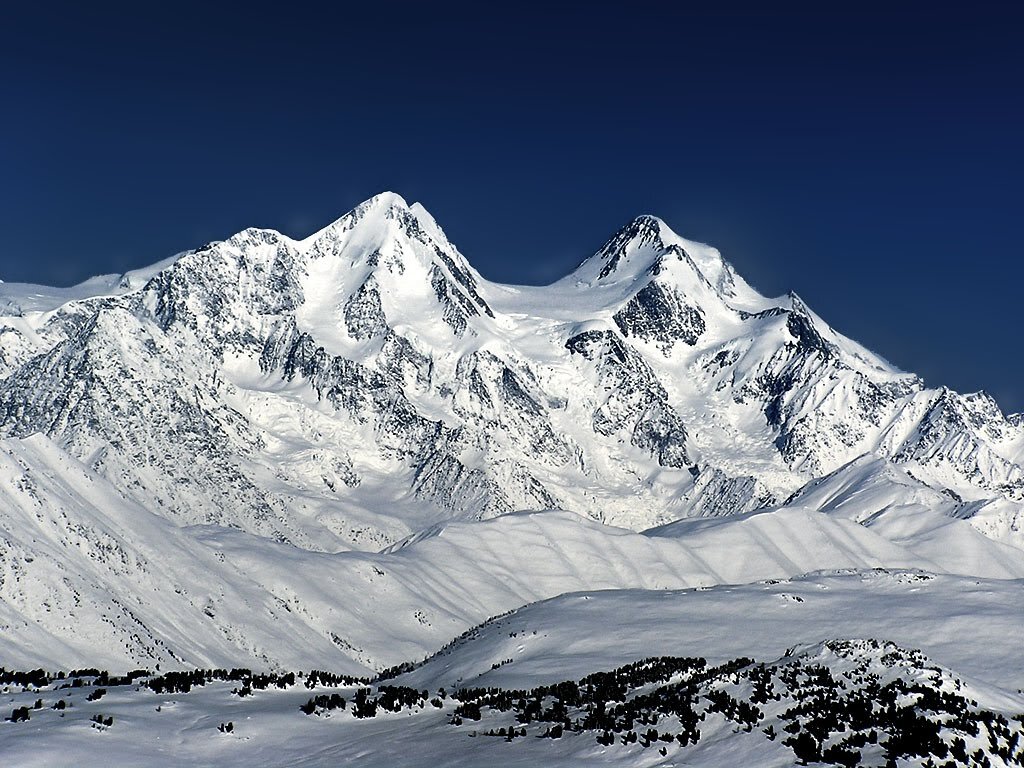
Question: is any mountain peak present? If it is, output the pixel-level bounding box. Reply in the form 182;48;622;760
563;214;677;288
301;192;414;245
358;190;412;213
568;214;748;307
591;215;669;281
292;193;494;342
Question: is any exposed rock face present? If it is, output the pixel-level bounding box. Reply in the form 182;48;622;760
344;277;387;340
1;192;1021;551
565;330;690;469
613;280;706;351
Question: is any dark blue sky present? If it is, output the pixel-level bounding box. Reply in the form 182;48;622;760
2;2;1022;412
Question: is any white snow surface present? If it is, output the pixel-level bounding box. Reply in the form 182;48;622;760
2;574;1023;767
0;255;181;315
394;570;1024;698
1;433;1023;674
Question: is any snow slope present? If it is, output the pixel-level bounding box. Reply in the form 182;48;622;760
2;608;1022;768
2;433;1023;673
394;570;1024;698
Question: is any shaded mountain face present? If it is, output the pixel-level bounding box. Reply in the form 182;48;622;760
1;192;1022;552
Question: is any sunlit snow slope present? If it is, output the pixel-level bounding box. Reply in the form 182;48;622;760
394;570;1024;697
3;432;1022;672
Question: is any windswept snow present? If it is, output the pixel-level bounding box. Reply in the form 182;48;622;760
0;255;181;315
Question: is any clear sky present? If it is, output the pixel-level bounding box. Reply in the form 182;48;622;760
2;2;1021;412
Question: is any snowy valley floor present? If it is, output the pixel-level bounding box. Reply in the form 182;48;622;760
3;570;1023;768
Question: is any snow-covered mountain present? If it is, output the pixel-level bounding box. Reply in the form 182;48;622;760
1;192;1021;555
3;193;1024;765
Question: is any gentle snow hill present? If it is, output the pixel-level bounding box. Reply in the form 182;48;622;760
393;570;1024;704
779;454;1024;572
1;192;1021;553
648;457;1024;579
4;433;1023;672
0;255;180;315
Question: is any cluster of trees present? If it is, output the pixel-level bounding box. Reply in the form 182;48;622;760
705;688;762;731
91;669;150;687
481;725;527;741
2;666;148;692
304;670;368;689
4;643;1020;767
146;669;218;694
351;686;432;718
442;654;751;748
374;660;418;681
375;609;521;683
394;644;1022;766
67;668;103;677
8;698;44;722
300;693;346;715
0;668;52;689
8;697;74;722
144;667;298;695
245;672;296;691
769;642;1024;768
300;685;441;718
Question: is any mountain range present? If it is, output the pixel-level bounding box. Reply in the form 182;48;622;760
2;193;1021;547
